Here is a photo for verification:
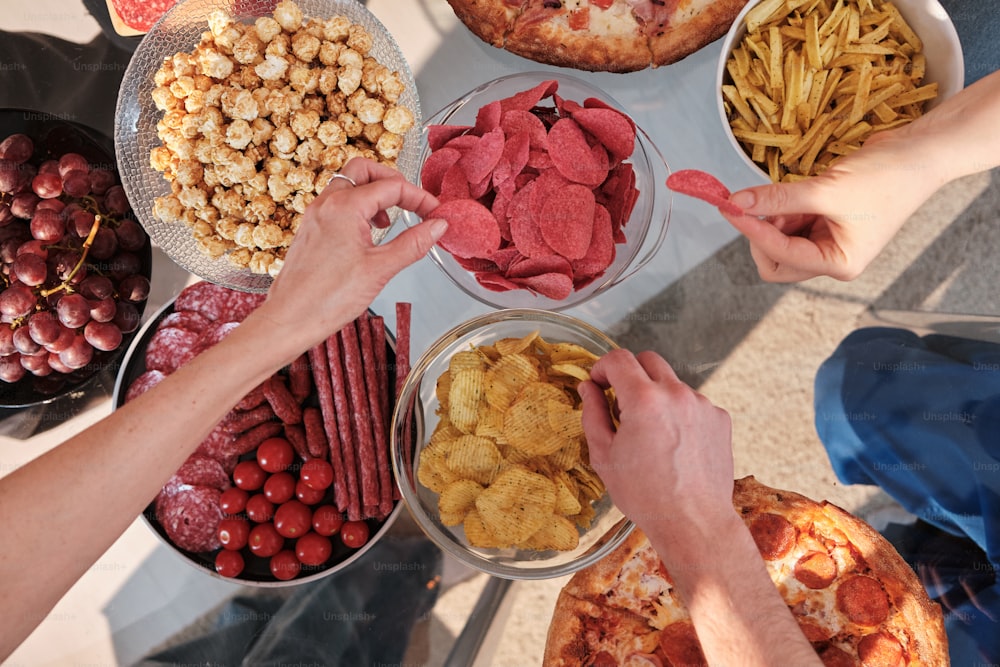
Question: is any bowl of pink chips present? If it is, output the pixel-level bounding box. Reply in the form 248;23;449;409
404;72;671;311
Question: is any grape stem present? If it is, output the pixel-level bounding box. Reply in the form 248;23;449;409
39;213;102;298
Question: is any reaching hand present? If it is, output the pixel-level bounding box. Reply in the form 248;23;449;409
578;349;734;532
261;158;445;348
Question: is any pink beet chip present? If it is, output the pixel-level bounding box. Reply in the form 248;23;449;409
473;100;502;135
420;147;462;195
457;127;506;185
666;169;743;216
508;181;555;258
439;163;472;201
428;125;473;151
476;272;520;293
572;204;615;278
499;79;559;114
507;254;573;279
500;110;548;150
537;184;596;260
548;118;608;187
570;107;636;163
511;272;574;300
432;199;502;259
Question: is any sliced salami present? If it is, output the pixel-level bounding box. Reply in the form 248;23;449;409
189;321;240;358
172;453;231;492
109;0;178;32
125;369;166;403
158;310;212;334
195;422;237;462
154;485;224;553
174;281;265;323
145;327;200;374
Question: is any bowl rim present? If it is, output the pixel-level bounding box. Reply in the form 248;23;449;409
410;71;672;312
390;307;635;580
715;0;966;183
113;296;402;587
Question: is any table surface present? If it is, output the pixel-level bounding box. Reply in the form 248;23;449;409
0;0;844;664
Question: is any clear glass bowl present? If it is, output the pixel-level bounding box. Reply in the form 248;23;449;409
403;72;671;311
390;308;633;580
114;0;422;293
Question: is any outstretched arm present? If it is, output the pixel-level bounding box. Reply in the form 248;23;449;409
579;350;822;667
0;159;446;659
721;68;1000;282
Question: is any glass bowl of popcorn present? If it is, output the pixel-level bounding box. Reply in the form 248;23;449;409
115;0;422;292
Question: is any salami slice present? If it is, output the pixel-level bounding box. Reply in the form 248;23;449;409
154;485;224;553
189;321;240;358
174;281;265;323
145;327;200;374
172;453;231;492
125;369;165;403
109;0;178;32
158;310;211;334
195;422;236;462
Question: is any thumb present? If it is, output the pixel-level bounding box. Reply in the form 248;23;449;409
376;218;447;273
730;179;821;216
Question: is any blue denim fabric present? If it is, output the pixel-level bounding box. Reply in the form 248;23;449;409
815;327;1000;664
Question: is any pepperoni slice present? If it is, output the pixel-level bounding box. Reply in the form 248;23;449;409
748;512;796;560
657;621;706;667
588;650;617;667
858;631;905;667
817;644;855;667
794;551;838;589
836;575;890;626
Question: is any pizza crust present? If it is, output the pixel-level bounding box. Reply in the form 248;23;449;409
446;0;527;47
648;0;750;66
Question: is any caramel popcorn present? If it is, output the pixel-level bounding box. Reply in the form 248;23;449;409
149;0;414;275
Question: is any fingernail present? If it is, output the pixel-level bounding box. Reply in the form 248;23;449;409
730;191;756;210
427;218;448;241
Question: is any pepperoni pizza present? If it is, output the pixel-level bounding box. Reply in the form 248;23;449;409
445;0;751;72
543;476;948;666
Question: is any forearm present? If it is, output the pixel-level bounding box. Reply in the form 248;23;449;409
645;513;822;667
0;303;346;659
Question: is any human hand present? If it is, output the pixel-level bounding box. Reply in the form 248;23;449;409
719;125;947;282
256;158;445;349
578;349;734;533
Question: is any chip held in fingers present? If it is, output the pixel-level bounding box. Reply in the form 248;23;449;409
666;170;744;216
416;332;610;551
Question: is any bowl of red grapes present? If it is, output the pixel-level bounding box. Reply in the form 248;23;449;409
0;110;152;407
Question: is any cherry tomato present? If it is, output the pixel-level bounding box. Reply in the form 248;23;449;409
257;437;295;473
215;549;245;578
273;499;312;539
218;517;250;551
299;458;334;490
311;505;344;537
341;520;370;549
219;487;249;515
245;494;275;523
232;460;267;491
296;532;333;566
248;522;284;558
269;549;301;581
263;471;296;504
295;478;326;505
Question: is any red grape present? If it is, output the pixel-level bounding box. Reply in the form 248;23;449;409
35;199;65;214
62;170;91;198
108;252;140;281
115;219;147;252
89;297;116;323
12;253;47;286
20;352;52;376
56;293;91;328
0;160;20;192
79;275;113;300
16;239;48;259
0;326;15;356
88;169;115;195
32;172;62;199
12;326;42;356
112;302;140;333
69;209;96;238
29;209;64;242
0;203;14;227
89;227;118;260
84;320;122;352
57;153;89;177
0;284;35;319
0;134;33;164
58;335;94;369
44;325;75;353
52;250;81;281
10;192;39;219
102;186;129;216
37;160;59;175
27;311;60;346
47;351;73;374
0;354;26;382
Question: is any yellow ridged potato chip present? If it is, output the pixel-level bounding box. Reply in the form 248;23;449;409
484;353;540;410
548;363;591;382
464;508;509;549
417;441;459;493
438;478;484;525
475;466;557;544
553;471;583;516
522;514;580;551
474;404;507;441
494;330;539;356
571;463;606;501
449;349;487;374
549;437;583;471
547;400;584;439
449;367;485;433
446;434;502;485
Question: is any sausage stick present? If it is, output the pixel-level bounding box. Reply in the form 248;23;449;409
359;312;394;518
325;334;362;521
339;319;379;518
308;344;349;513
